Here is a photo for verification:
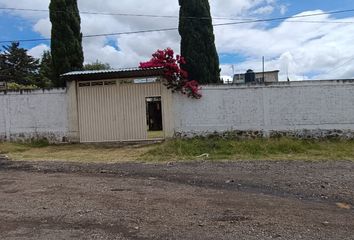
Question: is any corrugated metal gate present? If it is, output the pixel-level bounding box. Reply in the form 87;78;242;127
77;80;163;142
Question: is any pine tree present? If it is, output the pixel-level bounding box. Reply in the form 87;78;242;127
178;0;220;84
49;0;84;87
0;42;39;85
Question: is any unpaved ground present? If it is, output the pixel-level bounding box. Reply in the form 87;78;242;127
0;158;353;239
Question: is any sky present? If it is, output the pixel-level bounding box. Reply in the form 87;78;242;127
0;0;353;81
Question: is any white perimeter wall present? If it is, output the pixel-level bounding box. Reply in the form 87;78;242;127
0;89;68;142
2;80;354;143
173;80;354;137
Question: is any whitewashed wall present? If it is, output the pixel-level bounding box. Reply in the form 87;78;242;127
0;89;68;142
2;80;354;143
173;80;354;138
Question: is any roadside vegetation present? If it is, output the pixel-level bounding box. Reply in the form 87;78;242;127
143;137;354;161
1;137;354;163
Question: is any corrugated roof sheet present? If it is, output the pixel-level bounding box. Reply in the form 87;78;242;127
61;67;165;81
61;67;164;77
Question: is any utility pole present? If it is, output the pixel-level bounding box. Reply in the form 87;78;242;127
230;65;235;84
287;60;290;82
231;65;235;75
262;56;265;83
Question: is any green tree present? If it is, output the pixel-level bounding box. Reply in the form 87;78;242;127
84;60;111;71
0;53;6;82
178;0;220;84
49;0;84;87
37;50;55;88
0;42;39;85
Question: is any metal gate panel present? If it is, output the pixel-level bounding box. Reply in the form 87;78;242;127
77;81;162;142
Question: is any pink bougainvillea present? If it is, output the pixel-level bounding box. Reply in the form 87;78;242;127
139;48;201;99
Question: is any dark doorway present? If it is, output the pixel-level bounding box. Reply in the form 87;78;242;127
146;97;164;139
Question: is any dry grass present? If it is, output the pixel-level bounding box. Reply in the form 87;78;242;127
1;137;354;163
0;142;152;163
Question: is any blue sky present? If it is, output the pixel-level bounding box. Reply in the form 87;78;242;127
0;0;353;80
284;0;353;15
219;0;354;64
0;12;49;50
1;0;353;49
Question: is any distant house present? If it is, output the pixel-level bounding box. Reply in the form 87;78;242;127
233;70;279;84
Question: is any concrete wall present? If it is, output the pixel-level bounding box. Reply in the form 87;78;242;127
66;81;80;142
3;79;354;142
0;89;68;142
173;80;354;139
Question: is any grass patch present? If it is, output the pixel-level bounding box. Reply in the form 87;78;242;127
141;137;354;162
1;137;354;163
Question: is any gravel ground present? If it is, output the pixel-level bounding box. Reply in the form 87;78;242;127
0;157;353;239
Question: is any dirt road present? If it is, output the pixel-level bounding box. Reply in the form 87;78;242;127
0;158;353;239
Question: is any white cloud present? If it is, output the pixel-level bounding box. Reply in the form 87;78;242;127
1;0;353;81
0;0;49;20
211;0;266;16
33;17;51;38
215;11;354;80
27;44;49;59
252;6;274;15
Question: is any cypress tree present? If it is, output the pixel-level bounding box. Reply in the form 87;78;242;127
49;0;84;87
178;0;220;84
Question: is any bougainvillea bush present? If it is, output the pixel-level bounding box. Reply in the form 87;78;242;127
139;48;201;99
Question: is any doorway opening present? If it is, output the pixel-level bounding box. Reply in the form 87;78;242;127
146;97;164;139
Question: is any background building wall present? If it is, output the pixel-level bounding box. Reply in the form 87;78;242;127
233;70;279;84
255;71;279;83
173;80;354;139
0;89;68;142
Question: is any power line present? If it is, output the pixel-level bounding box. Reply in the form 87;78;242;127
211;11;354;26
0;28;178;43
0;37;51;43
0;20;353;44
326;56;354;73
0;6;354;21
213;20;354;28
79;20;354;39
282;20;354;24
0;9;353;44
82;27;178;38
0;7;249;20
